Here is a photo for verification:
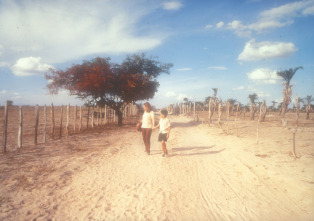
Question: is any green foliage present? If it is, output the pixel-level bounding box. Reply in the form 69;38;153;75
276;66;303;85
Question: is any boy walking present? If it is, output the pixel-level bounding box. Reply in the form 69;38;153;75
154;110;171;157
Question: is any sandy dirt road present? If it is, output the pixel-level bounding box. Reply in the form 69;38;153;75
0;115;313;220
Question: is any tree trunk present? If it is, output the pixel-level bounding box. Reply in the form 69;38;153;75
306;103;310;120
116;110;123;126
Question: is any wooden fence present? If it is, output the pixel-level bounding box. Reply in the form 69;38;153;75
1;101;138;153
166;101;313;159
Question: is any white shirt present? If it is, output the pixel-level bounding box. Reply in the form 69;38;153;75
159;118;171;134
142;111;154;128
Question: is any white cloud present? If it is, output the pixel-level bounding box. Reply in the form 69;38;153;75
259;0;313;20
223;0;314;37
176;67;192;71
247;85;271;98
0;62;9;67
208;66;228;71
11;57;53;76
247;68;280;84
0;90;7;94
233;86;245;91
302;5;314;15
238;39;297;61
176;93;192;101
205;24;213;29
0;1;164;64
216;21;224;28
162;1;183;10
165;91;176;97
0;45;3;56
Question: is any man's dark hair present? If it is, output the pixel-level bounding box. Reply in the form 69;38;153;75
160;109;168;117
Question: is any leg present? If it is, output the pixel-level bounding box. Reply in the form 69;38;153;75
161;140;167;154
142;129;152;154
145;129;152;153
142;129;148;152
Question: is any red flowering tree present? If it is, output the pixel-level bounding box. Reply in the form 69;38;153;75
46;54;173;126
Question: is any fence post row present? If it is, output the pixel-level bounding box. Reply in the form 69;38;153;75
51;103;55;139
3;101;9;153
34;105;39;145
44;105;47;144
59;105;63;139
66;104;70;136
18;106;23;148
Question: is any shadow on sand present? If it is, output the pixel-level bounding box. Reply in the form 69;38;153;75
171;121;202;128
166;145;225;157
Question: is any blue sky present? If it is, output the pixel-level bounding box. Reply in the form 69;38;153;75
0;0;313;108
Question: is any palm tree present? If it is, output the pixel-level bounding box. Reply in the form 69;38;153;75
204;96;211;110
212;88;218;98
248;93;258;120
271;101;277;112
277;66;303;117
227;98;237;115
304;95;314;120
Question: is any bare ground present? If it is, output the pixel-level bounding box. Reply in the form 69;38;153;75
0;114;313;221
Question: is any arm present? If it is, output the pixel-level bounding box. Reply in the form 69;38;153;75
167;126;171;138
151;111;155;129
153;123;160;130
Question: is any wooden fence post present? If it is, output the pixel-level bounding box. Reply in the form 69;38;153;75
59;105;63;139
235;103;240;137
18;106;23;148
226;102;230;135
34;105;39;145
79;105;82;131
66;104;70;136
296;95;300;127
104;105;107;124
92;106;95;129
193;102;196;121
51;103;55;139
97;106;100;127
74;105;77;132
44;105;47;144
86;106;90;129
292;128;297;159
100;107;102;126
3;101;9;153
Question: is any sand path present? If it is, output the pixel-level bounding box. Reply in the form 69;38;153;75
1;115;313;220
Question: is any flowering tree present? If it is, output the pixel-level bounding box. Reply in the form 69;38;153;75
46;54;173;126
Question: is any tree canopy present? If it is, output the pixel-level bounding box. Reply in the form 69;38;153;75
46;54;173;126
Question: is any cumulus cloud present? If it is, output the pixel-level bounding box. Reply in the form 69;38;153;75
205;24;213;29
0;90;7;94
162;1;183;10
208;66;228;71
0;62;9;67
302;5;314;15
0;0;164;64
247;85;271;97
233;86;245;91
176;67;192;71
247;68;280;84
238;40;297;61
224;0;314;37
11;57;53;76
176;93;192;101
165;91;176;97
216;21;224;28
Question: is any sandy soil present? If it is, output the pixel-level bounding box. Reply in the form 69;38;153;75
0;114;313;221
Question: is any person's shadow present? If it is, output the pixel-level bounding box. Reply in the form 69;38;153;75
168;145;225;157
